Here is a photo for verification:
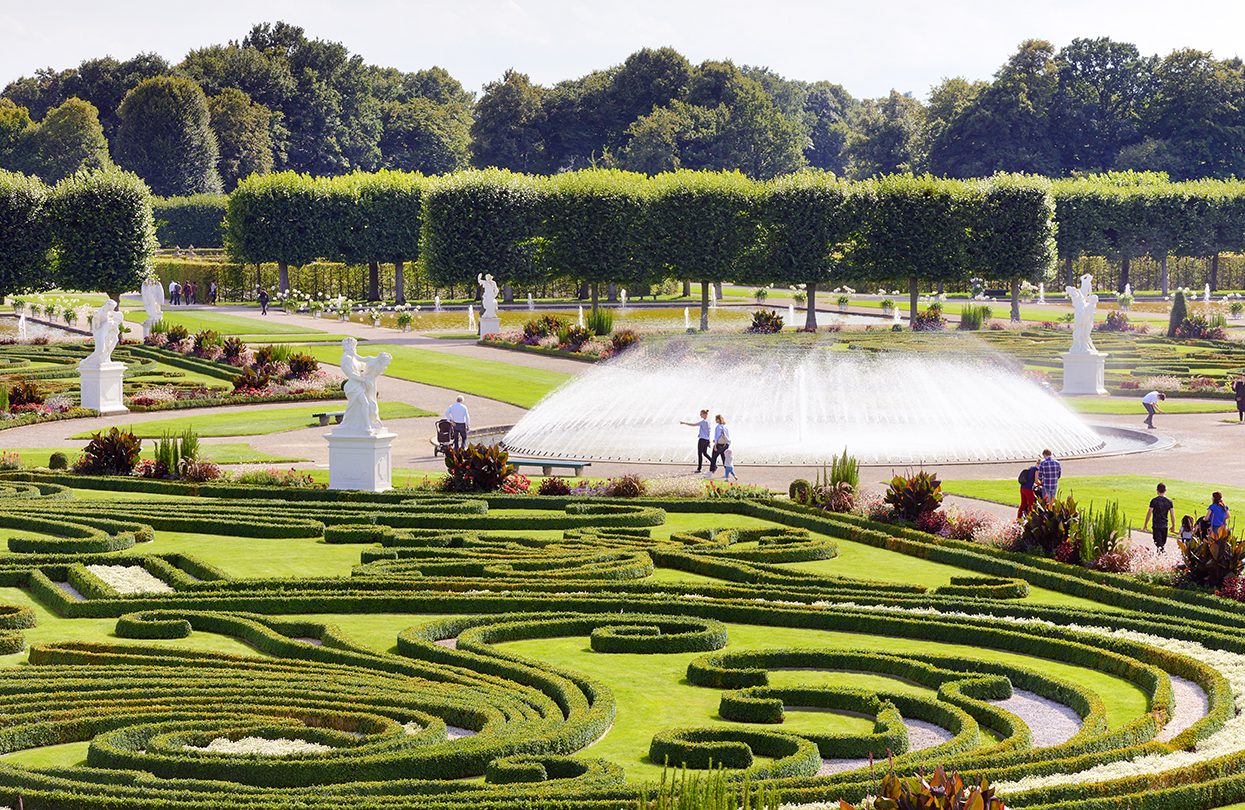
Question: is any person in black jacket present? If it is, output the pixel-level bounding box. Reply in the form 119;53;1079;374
1234;378;1245;422
1017;460;1040;519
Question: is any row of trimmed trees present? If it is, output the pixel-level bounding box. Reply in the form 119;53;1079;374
224;167;1060;328
0;167;156;301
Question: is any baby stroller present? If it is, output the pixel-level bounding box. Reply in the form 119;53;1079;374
432;419;454;457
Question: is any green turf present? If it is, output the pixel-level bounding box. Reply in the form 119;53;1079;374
943;474;1245;530
71;402;433;439
9;443;308;467
303;344;571;408
124;309;324;336
1064;396;1235;414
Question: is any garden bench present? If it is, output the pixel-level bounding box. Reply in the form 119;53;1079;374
312;411;345;426
508;458;592;477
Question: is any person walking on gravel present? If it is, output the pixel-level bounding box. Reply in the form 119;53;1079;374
1141;390;1166;429
680;409;712;473
1144;483;1175;552
1234;379;1245;422
709;415;731;474
445;395;470;451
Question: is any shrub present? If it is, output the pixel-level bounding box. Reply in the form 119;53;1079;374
222;336;246;361
523;314;567;340
537;477;572;496
193;330;222;352
1021;495;1079;557
883;470;943;522
1180;525;1245;589
585;308;614;336
911;303;946;331
611;329;640;353
788;479;813;505
179;427;200;461
838;766;1008;810
0;384;7;412
232;366;271;392
234;468;319;488
746;310;783;334
47;452;68;470
1100;310;1131;332
254;343;292;369
818;481;856;513
166;324;189;343
8;379;42;407
557;325;592;350
75;427;142;475
287;352;319;377
153;431;179;475
444;443;515;492
179;458;222;483
704;481;773;500
604;474;646;498
829;448;859;490
958;304;992;330
1174;314;1226;340
1167;289;1188;337
1077;500;1129;565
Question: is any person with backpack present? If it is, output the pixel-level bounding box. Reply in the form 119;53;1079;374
1017;459;1040;519
1143;483;1175;552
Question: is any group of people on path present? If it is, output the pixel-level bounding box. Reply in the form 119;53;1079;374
1016;449;1062;518
167;280;217;307
681;410;736;480
1143;484;1231;552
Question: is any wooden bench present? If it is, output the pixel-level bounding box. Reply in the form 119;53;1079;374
508;458;592;477
312;411;345;427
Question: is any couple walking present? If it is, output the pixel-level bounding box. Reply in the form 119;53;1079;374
681;410;735;480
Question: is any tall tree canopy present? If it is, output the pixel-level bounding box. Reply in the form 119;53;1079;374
115;76;221;196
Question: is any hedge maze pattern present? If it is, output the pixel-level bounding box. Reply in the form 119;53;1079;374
0;472;1243;808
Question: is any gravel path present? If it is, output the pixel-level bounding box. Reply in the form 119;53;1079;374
817;717;953;776
1156;675;1210;742
54;582;84;601
433;638;458;649
990;689;1082;748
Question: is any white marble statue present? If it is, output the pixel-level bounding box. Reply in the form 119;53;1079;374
1065;273;1099;355
478;273;500;319
79;300;125;369
141;277;164;325
336;337;392;436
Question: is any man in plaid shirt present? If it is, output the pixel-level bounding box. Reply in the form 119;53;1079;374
1037;449;1062;503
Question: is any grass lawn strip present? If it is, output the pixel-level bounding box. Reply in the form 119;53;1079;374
70;401;433;439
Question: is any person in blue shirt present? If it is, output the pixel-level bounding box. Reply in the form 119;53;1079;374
1207;491;1231;533
1037;449;1062;503
679;409;712;473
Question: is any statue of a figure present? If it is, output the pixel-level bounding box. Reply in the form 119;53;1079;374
79;300;125;369
141;277;164;330
336;337;392;436
478;273;500;319
1065;273;1099;354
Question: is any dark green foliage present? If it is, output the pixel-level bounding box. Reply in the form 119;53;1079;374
46;167;157;298
75;427;141;475
1180;526;1245;589
584;308;613;336
231;366;270;392
153;194;226;248
207;87;273;190
523;314;568;340
0;170;50;298
8;379;42;406
444;442;516;492
542;169;648;291
1174;314;1226;340
18;98;111;183
787;479;813;505
115;76;222;196
910;303;946;331
884;471;944;522
47;452;68;471
224;172;333;276
286;352;318;377
1022;495;1080;556
556;324;592;350
1167;289;1188;337
958;304;992;330
746;309;783;333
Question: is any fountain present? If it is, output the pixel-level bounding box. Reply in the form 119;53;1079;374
527;293;534;311
1205;284;1211;303
16;313;26;342
1038;283;1045;304
1124;283;1132;298
891;307;901;326
788;303;796;325
434;295;442;312
503;336;1121;465
620;289;627;309
577;306;584;328
684;307;691;330
467;305;475;332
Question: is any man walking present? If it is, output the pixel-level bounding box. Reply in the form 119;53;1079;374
1037;449;1062;503
680;409;712;473
445;395;470;450
1141;390;1166;429
258;289;270;316
1143;483;1176;552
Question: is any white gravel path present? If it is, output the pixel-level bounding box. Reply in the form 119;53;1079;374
434;638;458;649
816;718;952;776
185;736;332;756
989;688;1082;748
1156;675;1209;742
85;565;172;595
446;725;476;739
54;582;84;601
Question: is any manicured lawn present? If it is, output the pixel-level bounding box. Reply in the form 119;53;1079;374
1064;396;1234;414
123;309;324;336
9;443;308;467
304;344;571;408
71;401;433;439
944;474;1245;528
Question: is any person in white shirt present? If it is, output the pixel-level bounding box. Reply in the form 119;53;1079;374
679;409;712;473
1141;390;1166;429
709;414;731;474
445;395;470;449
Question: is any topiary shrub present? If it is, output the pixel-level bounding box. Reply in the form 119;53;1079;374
443;443;515;492
47;452;68;470
788;479;813;504
883;470;943;522
74;427;141;475
1167;289;1188;337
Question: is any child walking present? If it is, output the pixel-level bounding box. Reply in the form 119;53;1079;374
721;447;737;482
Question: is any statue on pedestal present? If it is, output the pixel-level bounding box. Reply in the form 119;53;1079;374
336;337;392;436
80;300;125;369
1065;274;1099;355
478;273;500;319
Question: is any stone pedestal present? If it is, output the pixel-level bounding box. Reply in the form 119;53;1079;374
1061;352;1108;396
327;431;396;492
478;315;501;336
142;319;156;339
78;362;128;414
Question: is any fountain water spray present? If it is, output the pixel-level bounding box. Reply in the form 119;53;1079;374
788;303;796;325
527;293;534;311
467;305;475;331
503;336;1108;465
1038;283;1045;304
434;295;442;312
892;307;902;326
684;307;690;330
1205;283;1211;303
1124;283;1132;298
620;289;627;309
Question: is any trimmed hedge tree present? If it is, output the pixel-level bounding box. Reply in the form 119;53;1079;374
0;170;51;299
225;172;335;293
153;194;227;248
970;174;1057;321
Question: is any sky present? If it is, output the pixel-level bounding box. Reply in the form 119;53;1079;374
4;0;1245;100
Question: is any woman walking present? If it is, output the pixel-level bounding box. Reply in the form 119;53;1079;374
1207;491;1231;533
709;414;731;474
1234;379;1245;422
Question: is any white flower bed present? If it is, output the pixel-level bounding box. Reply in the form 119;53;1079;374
185;736;332;757
85;565;172;595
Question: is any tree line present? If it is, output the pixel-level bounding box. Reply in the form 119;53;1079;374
3;25;1245;197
